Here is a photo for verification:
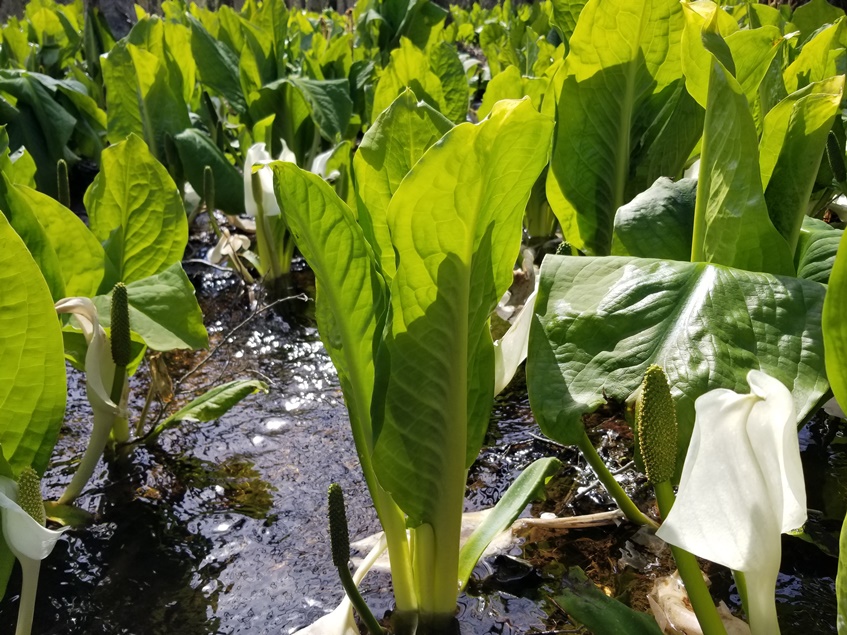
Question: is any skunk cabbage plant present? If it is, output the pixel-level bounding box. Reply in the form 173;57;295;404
244;142;296;286
272;95;555;630
54;297;127;504
656;370;806;635
0;471;65;635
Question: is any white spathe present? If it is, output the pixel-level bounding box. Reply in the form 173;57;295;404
207;228;251;265
0;476;66;635
0;477;64;562
54;297;122;420
243;142;296;217
656;370;806;635
54;298;126;504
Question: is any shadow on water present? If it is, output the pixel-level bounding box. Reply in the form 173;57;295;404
0;260;842;633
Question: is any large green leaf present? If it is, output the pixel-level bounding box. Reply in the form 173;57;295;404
527;255;829;469
546;0;692;256
101;40;190;160
555;567;664;635
0;213;66;475
793;0;845;45
172;128;245;216
249;80;324;162
611;177;696;262
692;58;794;275
0;70;77;196
188;15;246;114
549;0;588;46
93;263;208;352
372;99;553;525
352;89;453;279
783;19;845;94
796;216;844;284
724;26;787;127
270;160;387;484
477;64;548;120
0;172;65;301
372;37;446;119
286;77;352;141
824;232;847;417
830;234;847;635
825;229;847;629
0;204;66;600
759;75;844;252
85;134;188;289
15;183;105;298
428;41;468;124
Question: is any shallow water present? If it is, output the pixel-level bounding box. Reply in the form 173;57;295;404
0;263;841;633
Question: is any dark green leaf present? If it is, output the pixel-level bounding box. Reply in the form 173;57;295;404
527;255;829;470
611;177;696;262
556;567;664;635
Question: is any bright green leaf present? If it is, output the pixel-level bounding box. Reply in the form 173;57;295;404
372;37;446;120
428;41;468;124
93;263;208;351
0;175;66;603
546;0;693;256
372;99;553;525
15;183;104;298
85;134;188;288
760;75;844;252
0;172;65;301
271;161;387;477
692;59;794;275
101;40;190;160
783;19;845;94
477;65;548;120
353;89;453;279
824;232;847;414
151;379;268;437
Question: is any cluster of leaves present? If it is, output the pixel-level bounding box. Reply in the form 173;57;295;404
2;0;847;632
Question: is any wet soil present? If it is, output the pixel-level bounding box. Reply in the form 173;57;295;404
0;246;842;634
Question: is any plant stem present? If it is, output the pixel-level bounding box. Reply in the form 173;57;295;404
733;570;749;620
655;481;728;635
337;563;384;635
576;430;658;529
135;382;156;438
15;558;40;635
109;364;129;444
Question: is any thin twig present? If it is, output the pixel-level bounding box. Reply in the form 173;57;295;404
174;293;309;392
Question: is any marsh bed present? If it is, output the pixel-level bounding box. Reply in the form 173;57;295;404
0;259;841;634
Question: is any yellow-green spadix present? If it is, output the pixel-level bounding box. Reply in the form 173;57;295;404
0;469;66;635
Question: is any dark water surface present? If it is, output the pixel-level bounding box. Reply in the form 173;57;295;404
0;264;840;634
